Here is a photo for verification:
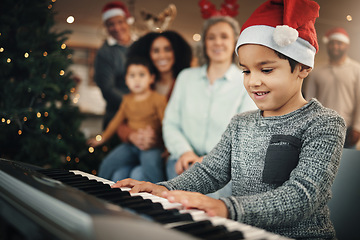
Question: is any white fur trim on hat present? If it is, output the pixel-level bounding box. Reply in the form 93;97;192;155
273;25;299;47
235;25;316;68
323;33;350;44
102;8;126;22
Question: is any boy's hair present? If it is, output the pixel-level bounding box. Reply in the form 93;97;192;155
275;51;298;73
125;56;155;75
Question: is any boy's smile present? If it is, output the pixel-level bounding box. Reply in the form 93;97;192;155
238;44;309;117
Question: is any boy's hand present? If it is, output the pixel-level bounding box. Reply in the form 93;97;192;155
162;190;229;218
175;151;202;175
111;178;168;196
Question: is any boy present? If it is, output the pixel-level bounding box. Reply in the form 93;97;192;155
112;0;346;239
88;56;167;183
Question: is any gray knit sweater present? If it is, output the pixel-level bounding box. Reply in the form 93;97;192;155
159;99;346;239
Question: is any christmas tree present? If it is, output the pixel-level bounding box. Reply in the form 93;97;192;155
0;0;97;172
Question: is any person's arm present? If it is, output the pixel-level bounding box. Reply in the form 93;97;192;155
87;99;126;147
221;115;346;227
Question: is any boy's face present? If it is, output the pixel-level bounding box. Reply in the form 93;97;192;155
238;44;309;117
125;64;155;94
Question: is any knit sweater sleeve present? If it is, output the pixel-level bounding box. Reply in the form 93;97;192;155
221;112;346;228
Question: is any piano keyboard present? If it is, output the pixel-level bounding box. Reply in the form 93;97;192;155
0;158;293;240
68;170;292;240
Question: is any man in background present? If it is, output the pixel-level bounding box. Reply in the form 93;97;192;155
305;27;360;148
94;1;133;129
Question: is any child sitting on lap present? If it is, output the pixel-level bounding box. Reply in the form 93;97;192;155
88;56;167;183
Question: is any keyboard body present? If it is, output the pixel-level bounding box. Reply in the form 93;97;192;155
0;158;293;240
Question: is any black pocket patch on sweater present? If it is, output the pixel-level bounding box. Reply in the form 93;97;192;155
263;135;302;184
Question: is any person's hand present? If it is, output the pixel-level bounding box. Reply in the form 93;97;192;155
111;178;169;196
128;126;158;150
162;190;229;218
87;137;104;147
128;131;144;149
138;126;158;150
175;151;202;175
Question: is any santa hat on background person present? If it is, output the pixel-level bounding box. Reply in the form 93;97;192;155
322;27;350;44
235;0;320;68
102;1;134;24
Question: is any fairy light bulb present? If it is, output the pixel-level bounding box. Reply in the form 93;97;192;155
96;135;102;141
89;147;94;153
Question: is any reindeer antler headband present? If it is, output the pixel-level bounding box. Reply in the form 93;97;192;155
198;0;239;19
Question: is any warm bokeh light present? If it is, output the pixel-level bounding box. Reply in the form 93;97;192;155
96;135;102;141
89;147;94;153
193;33;201;42
346;15;352;21
66;16;75;24
24;52;29;58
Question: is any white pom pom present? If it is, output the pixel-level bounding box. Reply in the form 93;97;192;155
273;25;299;47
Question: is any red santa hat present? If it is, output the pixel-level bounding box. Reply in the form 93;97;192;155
323;27;350;44
235;0;320;68
102;1;134;24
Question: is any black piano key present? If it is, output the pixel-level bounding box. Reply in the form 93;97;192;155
37;169;70;174
189;225;228;238
173;220;213;232
92;190;130;199
152;212;193;224
86;188;128;195
68;179;102;187
48;174;84;180
137;208;179;217
57;178;91;184
121;201;164;212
